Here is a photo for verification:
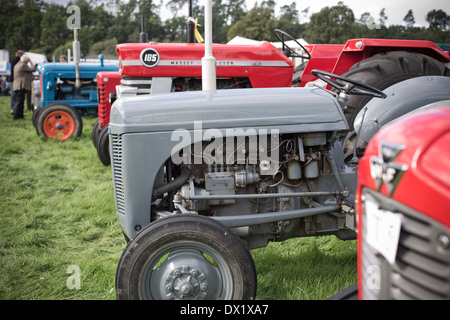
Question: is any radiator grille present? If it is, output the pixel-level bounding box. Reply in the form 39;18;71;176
98;83;108;124
111;134;125;215
361;189;450;300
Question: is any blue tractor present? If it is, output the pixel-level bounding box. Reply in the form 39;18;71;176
32;55;118;140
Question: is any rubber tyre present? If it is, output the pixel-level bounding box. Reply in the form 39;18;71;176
36;104;83;140
97;125;110;166
342;51;450;130
32;106;42;128
115;215;257;300
91;120;101;149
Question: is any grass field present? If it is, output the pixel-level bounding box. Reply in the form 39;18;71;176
0;96;357;300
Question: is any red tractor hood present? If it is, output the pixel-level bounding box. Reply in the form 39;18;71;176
116;42;294;88
358;104;450;227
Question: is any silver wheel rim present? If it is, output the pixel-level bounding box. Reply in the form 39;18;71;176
139;242;234;300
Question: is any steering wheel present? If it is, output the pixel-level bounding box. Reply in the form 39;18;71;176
274;29;311;60
311;69;387;99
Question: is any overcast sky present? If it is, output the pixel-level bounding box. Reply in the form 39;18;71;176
255;0;450;27
47;0;450;27
152;0;450;27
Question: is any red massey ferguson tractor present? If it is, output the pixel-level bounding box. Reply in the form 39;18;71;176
92;28;450;166
356;99;450;300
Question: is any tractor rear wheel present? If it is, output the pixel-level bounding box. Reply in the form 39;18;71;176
342;51;450;130
97;125;110;166
115;215;257;300
36;104;82;140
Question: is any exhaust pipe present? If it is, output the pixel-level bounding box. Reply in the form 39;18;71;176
140;15;148;43
202;0;216;91
73;29;81;89
186;0;195;43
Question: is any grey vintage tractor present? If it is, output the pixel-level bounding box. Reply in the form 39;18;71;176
107;66;450;299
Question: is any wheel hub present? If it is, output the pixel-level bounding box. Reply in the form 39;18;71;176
165;266;208;299
149;249;222;300
42;111;75;140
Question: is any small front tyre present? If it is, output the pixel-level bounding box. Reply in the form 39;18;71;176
91;120;101;148
115;215;257;300
96;125;110;166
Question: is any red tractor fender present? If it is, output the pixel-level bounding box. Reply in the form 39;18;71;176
300;39;450;87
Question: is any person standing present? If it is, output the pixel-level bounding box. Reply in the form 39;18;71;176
12;55;35;120
9;50;24;115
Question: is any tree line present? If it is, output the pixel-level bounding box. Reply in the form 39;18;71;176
1;0;449;61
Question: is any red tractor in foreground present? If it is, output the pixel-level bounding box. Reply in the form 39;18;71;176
356;100;450;300
92;24;450;166
327;76;450;301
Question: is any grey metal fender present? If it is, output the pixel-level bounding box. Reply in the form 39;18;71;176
354;76;450;145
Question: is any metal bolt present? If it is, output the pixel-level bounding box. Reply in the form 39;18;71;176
180;283;193;296
165;284;172;291
200;284;208;291
174;270;181;277
191;269;198;276
438;234;450;250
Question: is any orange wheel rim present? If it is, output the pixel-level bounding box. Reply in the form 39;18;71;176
43;110;75;140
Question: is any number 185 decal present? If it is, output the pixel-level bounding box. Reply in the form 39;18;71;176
140;48;160;68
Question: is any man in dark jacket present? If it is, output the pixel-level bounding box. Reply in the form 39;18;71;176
12;55;35;120
9;50;24;115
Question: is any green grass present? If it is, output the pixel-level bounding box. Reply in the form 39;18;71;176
0;96;356;300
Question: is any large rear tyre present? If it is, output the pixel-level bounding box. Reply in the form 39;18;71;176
36;104;82;140
342;51;450;130
96;125;110;166
115;215;257;300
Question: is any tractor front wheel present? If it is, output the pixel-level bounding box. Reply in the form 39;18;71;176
91;120;101;148
36;104;82;140
115;215;257;300
32;107;42;128
97;125;110;166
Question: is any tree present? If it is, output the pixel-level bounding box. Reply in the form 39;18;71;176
358;12;379;30
1;0;448;63
0;0;22;57
227;3;277;41
88;37;118;57
403;9;415;28
40;2;71;56
300;7;310;24
192;0;248;43
277;2;304;38
4;0;43;53
166;0;185;17
305;2;355;43
379;8;387;27
426;9;449;31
